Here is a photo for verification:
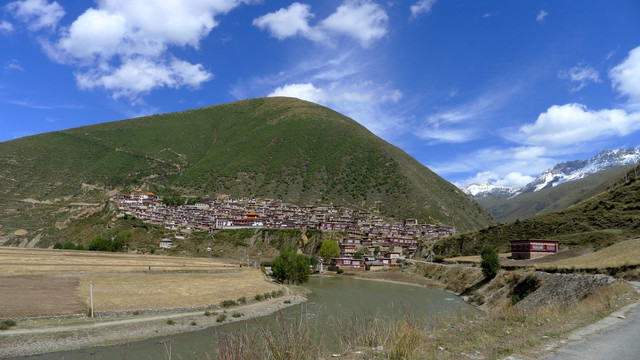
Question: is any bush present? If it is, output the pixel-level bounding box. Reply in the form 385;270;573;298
337;268;344;274
166;319;175;325
216;313;227;323
512;275;541;303
221;300;237;308
231;312;243;318
481;246;501;279
0;319;17;330
255;294;264;301
190;321;197;326
237;296;247;304
433;255;445;263
53;242;63;250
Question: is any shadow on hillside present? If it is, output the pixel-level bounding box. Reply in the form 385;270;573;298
459;277;492;296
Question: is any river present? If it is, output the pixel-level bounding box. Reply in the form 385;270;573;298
19;276;475;359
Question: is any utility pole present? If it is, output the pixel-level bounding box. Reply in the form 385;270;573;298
90;281;94;318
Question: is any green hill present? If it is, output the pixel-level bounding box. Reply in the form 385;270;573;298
0;97;494;247
478;165;636;223
435;164;640;256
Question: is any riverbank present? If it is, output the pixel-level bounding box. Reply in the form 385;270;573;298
0;292;306;358
331;263;640;359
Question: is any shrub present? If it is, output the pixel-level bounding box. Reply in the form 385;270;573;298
166;319;175;325
512;274;541;303
255;294;264;301
433;255;445;263
481;246;501;279
53;242;63;250
263;292;271;300
237;296;247;304
284;300;291;304
204;310;212;317
0;319;17;330
337;268;344;274
221;300;237;308
190;321;197;326
216;314;227;323
232;312;243;318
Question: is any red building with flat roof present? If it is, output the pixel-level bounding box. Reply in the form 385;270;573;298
510;239;559;259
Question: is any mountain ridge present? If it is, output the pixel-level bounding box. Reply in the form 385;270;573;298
462;147;640;199
0;97;494;247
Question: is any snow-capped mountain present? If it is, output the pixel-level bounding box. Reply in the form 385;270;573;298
463;147;640;199
461;182;518;198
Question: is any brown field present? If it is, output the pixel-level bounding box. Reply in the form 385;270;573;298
0;247;280;317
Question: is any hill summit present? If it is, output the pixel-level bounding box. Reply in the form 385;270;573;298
0;97;493;245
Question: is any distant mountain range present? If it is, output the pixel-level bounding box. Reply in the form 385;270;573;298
463;148;640;199
462;148;640;222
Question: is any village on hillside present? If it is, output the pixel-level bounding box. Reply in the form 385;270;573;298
114;190;456;270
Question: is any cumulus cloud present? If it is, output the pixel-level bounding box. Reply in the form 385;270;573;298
410;0;437;19
610;45;640;104
37;0;252;101
269;83;326;103
266;78;405;136
0;21;14;33
520;103;640;147
6;0;64;31
320;0;388;47
254;0;388;47
252;3;316;40
558;63;601;92
536;10;548;23
76;58;212;101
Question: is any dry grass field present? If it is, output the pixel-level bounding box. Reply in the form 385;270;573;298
0;247;280;317
545;237;640;269
445;238;640;272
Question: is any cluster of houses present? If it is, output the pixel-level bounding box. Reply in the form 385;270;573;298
114;190;456;269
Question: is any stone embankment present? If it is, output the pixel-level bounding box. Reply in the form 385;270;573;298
404;262;621;312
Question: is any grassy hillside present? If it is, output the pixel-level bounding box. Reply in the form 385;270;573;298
435;164;640;256
0;97;494;247
478;165;635;222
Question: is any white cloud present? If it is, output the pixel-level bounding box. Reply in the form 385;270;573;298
5;59;24;71
558;63;601;92
252;3;316;40
40;0;251;101
536;10;548;23
414;127;475;143
76;58;212;101
320;0;388;47
6;0;64;31
410;0;437;19
434;145;556;188
610;45;640;104
520;103;640;147
496;172;534;187
269;83;326;104
253;0;388;47
0;21;14;33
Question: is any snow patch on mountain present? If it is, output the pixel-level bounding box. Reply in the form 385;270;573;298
462;147;640;199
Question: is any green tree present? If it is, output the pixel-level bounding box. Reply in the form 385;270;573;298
481;246;501;279
354;250;364;259
271;246;310;285
318;240;340;260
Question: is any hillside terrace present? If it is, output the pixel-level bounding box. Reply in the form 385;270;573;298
114;191;455;268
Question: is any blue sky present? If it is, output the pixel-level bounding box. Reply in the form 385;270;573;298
1;0;640;188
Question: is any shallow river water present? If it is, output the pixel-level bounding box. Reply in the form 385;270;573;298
20;276;474;359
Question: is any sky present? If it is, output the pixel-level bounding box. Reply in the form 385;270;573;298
1;0;640;189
